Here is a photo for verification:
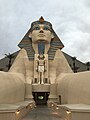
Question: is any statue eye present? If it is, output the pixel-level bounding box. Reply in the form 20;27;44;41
33;26;40;30
44;27;49;30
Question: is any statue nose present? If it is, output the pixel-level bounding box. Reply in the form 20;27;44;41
40;30;44;33
39;28;44;33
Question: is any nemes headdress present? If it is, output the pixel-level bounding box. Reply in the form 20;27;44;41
30;16;53;32
18;17;64;60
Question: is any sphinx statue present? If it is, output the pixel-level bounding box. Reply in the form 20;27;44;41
0;17;90;105
0;17;72;103
10;17;73;102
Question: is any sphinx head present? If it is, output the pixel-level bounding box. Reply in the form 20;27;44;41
29;16;54;44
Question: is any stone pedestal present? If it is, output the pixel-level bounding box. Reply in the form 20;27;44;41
32;84;50;92
24;83;33;101
48;84;58;102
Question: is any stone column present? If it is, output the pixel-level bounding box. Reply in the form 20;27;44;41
48;83;58;103
24;83;33;101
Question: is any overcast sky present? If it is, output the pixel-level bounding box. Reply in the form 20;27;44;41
0;0;90;63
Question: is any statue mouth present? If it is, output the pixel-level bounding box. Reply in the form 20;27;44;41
38;34;45;37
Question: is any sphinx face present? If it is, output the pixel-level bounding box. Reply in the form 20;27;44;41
29;24;54;43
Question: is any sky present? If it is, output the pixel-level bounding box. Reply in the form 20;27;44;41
0;0;90;63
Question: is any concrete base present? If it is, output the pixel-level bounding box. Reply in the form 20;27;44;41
0;101;35;120
57;104;90;120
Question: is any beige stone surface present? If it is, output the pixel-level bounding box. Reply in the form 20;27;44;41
25;83;33;99
48;84;58;102
32;84;50;92
49;60;57;84
0;101;35;120
24;59;34;84
58;104;90;111
49;49;72;84
0;113;16;120
9;48;27;75
57;104;90;120
57;71;90;104
0;71;25;103
0;49;29;104
54;49;73;76
9;48;34;101
0;104;19;111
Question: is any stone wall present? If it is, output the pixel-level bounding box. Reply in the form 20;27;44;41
57;71;90;104
0;71;25;103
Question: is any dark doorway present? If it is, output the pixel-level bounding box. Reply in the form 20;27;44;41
33;92;49;105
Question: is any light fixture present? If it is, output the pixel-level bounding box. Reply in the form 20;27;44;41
16;110;20;115
34;105;37;108
30;104;32;108
66;110;71;114
51;104;54;107
56;106;59;110
38;96;44;100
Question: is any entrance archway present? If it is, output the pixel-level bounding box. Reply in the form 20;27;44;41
33;92;49;105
